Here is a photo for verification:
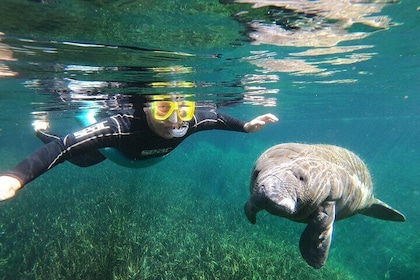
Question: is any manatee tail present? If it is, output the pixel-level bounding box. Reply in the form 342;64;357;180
360;199;406;222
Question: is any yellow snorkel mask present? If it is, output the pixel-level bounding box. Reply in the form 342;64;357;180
150;100;195;122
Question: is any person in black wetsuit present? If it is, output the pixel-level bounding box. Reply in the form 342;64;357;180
0;94;278;201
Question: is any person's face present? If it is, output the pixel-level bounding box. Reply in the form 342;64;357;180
144;100;195;139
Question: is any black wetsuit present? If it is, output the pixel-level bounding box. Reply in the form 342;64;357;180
6;109;247;187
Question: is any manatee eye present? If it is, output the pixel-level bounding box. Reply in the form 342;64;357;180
292;169;307;183
292;170;306;182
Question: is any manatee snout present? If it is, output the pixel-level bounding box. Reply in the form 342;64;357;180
245;174;297;224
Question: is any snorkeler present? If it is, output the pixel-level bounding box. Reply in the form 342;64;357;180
0;94;278;201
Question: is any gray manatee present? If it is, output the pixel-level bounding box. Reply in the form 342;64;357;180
244;143;406;269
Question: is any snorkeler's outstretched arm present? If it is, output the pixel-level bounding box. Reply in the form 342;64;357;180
192;111;278;133
243;113;278;133
0;139;73;201
0;176;22;201
0;115;132;201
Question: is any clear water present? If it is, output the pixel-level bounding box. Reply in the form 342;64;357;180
0;0;418;279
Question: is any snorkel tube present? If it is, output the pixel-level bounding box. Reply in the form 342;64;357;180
76;109;163;168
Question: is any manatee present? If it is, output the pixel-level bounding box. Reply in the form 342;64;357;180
244;143;406;269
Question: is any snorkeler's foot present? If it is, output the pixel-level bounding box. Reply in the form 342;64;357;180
0;176;22;201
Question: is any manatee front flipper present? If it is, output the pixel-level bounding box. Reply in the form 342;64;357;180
299;201;336;269
244;193;266;224
244;200;258;224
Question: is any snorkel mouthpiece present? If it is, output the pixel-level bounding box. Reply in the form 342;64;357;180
170;123;189;137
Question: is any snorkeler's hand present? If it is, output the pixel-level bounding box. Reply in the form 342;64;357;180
244;113;279;133
0;175;22;201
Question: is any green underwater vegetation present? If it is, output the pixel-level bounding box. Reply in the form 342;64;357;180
0;138;417;279
0;0;249;51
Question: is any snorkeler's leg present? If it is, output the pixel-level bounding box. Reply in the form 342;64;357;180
36;130;61;144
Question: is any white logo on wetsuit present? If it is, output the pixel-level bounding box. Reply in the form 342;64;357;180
74;121;109;139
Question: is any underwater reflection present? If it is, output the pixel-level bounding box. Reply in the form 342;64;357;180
0;34;278;116
0;32;17;77
222;0;399;82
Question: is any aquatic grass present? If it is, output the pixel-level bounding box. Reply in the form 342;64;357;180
0;141;417;279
